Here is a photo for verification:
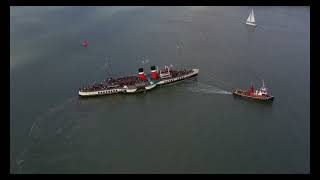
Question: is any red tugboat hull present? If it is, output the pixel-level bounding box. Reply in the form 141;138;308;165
233;89;274;102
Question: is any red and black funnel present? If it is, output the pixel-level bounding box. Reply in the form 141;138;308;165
150;66;158;80
138;68;146;80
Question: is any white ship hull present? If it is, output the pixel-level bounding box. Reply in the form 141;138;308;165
156;68;199;86
78;88;124;96
145;83;157;90
125;83;156;93
125;88;138;93
246;22;257;26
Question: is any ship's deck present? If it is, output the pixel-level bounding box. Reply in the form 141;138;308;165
80;76;149;92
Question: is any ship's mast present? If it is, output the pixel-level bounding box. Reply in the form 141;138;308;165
261;79;267;93
106;57;113;77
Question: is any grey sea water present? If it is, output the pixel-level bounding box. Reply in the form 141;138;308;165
10;6;310;173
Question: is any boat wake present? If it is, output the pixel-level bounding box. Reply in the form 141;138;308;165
14;96;79;174
187;82;232;95
28;96;77;137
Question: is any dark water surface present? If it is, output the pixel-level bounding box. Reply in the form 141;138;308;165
10;6;309;173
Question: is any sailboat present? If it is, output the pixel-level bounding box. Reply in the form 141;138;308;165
246;9;256;26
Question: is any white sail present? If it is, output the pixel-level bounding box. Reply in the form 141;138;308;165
251;10;255;23
246;11;252;22
246;9;256;26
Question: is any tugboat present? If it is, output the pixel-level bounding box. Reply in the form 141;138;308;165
233;80;274;101
78;65;199;97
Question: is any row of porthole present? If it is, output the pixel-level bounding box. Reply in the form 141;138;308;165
166;76;186;83
98;89;120;94
177;76;186;80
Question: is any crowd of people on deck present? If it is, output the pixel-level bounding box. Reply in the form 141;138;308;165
79;75;149;92
170;69;193;78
